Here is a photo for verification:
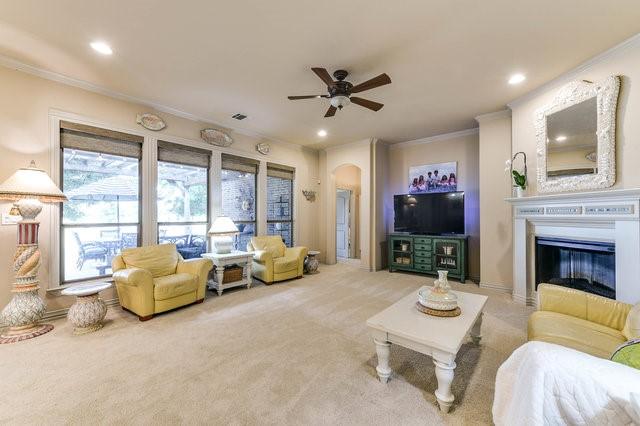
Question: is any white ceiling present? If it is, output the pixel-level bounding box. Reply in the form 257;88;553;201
1;0;639;148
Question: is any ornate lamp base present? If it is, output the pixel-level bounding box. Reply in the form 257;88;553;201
0;323;53;344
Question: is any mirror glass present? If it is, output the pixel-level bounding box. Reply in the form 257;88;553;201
545;97;597;179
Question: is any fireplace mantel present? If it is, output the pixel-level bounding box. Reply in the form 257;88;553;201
506;188;640;306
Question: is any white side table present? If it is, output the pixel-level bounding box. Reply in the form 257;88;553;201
201;251;253;296
304;250;321;274
61;282;112;335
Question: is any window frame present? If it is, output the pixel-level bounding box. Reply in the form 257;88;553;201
59;147;142;285
220;164;258;250
156;159;211;248
266;175;294;247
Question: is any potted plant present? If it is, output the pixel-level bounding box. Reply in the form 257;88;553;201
505;152;527;198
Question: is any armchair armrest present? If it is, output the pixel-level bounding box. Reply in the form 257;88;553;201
177;258;213;300
285;246;308;261
285;246;308;276
112;267;154;317
252;250;272;264
112;267;153;288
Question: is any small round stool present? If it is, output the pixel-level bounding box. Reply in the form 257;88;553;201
304;250;321;274
61;282;112;335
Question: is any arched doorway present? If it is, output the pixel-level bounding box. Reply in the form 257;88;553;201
334;164;361;263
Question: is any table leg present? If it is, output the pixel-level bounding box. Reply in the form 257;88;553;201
215;266;225;296
470;312;483;345
433;358;456;413
246;261;253;289
374;339;392;383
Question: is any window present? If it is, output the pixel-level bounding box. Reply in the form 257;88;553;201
221;154;259;250
267;163;294;247
157;141;210;259
60;121;142;284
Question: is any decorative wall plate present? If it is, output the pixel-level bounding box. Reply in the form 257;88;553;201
200;128;233;147
136;113;166;131
256;143;270;155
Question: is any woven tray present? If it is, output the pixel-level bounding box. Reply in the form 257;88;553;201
415;302;461;317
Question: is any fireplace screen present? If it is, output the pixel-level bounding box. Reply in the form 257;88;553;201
535;237;615;299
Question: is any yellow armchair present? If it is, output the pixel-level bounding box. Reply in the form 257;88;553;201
247;236;308;284
112;244;213;321
528;284;637;358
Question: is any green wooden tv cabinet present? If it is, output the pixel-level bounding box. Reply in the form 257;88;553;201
388;233;468;282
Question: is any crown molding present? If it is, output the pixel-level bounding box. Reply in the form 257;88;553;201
389;128;479;150
0;53;316;153
507;32;640;109
475;109;511;123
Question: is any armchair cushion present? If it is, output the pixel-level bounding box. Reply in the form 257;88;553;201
528;311;626;359
273;256;299;274
121;244;180;278
250;236;285;259
153;273;197;301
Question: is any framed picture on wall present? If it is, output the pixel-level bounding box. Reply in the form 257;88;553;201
408;161;457;193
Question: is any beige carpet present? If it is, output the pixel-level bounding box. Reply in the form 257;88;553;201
0;264;532;425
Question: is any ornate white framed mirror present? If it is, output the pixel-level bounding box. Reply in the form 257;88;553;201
534;75;620;193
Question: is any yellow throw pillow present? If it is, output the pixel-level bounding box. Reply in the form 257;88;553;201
623;304;640;340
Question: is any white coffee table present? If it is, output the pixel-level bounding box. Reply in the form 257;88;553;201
201;251;253;296
366;287;487;413
61;282;112;335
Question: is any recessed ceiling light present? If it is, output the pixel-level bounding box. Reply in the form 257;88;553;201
555;135;567;142
317;129;327;137
508;73;526;85
90;41;113;55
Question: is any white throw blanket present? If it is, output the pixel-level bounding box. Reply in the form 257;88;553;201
493;341;640;425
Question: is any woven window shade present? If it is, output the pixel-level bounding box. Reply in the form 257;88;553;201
221;154;259;174
267;163;295;180
158;141;211;168
60;121;143;159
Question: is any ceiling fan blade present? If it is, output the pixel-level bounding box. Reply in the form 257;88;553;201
324;105;337;117
350;97;384;111
350;73;392;93
287;95;328;100
311;67;335;86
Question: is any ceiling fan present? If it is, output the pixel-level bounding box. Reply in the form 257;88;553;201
288;68;391;117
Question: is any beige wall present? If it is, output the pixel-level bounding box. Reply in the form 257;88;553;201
0;65;320;313
387;132;480;281
511;37;640;194
477;111;513;291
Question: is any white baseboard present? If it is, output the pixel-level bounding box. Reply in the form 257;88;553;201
479;282;513;294
42;298;120;322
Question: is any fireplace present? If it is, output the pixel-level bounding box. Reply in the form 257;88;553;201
535;237;615;299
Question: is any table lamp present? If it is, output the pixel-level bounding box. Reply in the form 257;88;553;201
208;216;239;254
0;161;67;344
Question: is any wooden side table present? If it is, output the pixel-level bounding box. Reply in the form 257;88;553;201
61;282;112;335
201;251;253;296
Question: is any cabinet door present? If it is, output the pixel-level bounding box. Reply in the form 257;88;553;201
433;239;461;275
390;237;412;267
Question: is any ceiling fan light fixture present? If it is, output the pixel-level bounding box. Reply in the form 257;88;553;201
330;95;350;110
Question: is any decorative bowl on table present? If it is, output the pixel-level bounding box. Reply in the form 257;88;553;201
417;270;458;311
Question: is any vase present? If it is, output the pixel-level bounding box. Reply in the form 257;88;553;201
514;187;525;198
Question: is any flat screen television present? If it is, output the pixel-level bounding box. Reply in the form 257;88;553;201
393;192;465;235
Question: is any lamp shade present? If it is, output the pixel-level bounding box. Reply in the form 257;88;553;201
208;216;239;235
0;161;67;203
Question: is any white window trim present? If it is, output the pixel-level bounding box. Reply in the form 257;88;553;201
47;109;298;291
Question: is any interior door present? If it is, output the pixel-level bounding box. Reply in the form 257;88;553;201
336;190;350;258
